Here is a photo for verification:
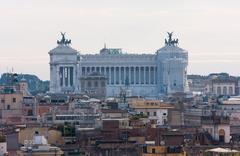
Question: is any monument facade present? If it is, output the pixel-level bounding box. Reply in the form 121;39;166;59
49;32;188;97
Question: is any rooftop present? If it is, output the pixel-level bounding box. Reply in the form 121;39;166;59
49;44;78;55
100;47;123;55
101;109;128;114
201;115;230;125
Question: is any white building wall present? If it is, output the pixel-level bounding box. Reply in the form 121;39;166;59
156;44;188;94
162;58;187;93
213;83;235;96
79;54;158;97
49;38;188;97
0;142;7;156
49;45;79;93
202;124;230;143
156;109;168;125
218;125;230;143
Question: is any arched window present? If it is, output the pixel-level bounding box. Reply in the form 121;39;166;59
219;129;225;143
219;129;225;136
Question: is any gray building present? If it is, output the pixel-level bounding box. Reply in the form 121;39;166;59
49;32;188;97
80;72;107;99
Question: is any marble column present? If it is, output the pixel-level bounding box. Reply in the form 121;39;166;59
109;67;112;85
143;67;146;84
124;66;126;85
56;66;60;92
73;66;75;88
68;67;70;87
119;67;121;85
134;67;136;85
139;66;141;84
63;67;65;87
114;66;116;84
155;67;157;84
129;66;131;85
148;66;151;85
104;67;106;76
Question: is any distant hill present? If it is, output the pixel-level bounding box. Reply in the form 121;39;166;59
0;73;49;95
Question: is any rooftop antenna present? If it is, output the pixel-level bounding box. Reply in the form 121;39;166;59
21;73;25;80
104;43;107;49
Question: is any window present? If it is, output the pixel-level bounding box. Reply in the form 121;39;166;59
209;128;213;134
101;81;105;87
153;112;157;116
147;112;150;116
96;67;100;73
87;67;90;74
91;67;95;72
223;86;227;95
152;148;156;153
217;87;221;95
229;86;233;95
81;82;85;89
94;81;98;87
163;119;167;125
13;98;16;103
27;110;33;116
7;105;10;110
173;80;176;86
82;67;86;75
1;99;4;103
87;81;92;88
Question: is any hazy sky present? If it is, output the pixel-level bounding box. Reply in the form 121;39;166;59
1;0;240;80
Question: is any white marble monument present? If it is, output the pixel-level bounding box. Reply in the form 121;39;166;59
49;32;188;97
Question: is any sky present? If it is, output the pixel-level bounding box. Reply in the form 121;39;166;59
0;0;240;80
